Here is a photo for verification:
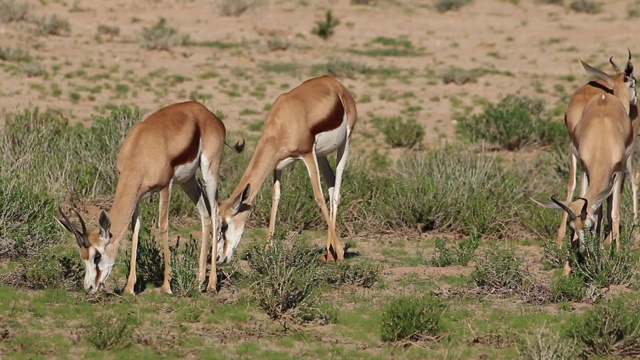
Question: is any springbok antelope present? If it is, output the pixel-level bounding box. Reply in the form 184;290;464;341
555;51;639;247
57;101;242;294
534;59;637;270
215;75;357;267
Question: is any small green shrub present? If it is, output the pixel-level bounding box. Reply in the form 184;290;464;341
123;227;164;290
170;236;201;297
218;0;251;16
321;262;381;288
535;0;563;4
569;0;601;13
140;18;189;51
311;10;339;40
571;234;639;288
18;246;83;290
429;237;479;267
434;0;472;13
550;274;585;302
380;295;445;342
33;15;71;36
372;116;425;149
542;239;570;270
96;24;120;38
0;47;30;62
0;0;28;23
245;236;322;322
565;297;640;357
456;95;566;150
518;327;578;360
471;248;529;291
86;313;134;350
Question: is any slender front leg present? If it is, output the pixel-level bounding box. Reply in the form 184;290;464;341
627;152;639;245
159;186;173;294
124;207;140;294
302;153;343;262
558;150;578;246
611;173;624;251
267;169;283;243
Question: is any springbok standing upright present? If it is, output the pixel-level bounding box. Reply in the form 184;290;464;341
534;58;637;273
214;75;357;268
555;51;639;247
58;101;242;294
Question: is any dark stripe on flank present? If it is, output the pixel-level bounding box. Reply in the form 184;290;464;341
310;99;345;135
171;126;201;167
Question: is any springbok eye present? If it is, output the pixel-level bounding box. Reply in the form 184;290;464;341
94;252;102;265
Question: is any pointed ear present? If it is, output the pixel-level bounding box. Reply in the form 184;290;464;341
231;184;251;215
530;197;561;209
580;60;614;87
98;211;111;244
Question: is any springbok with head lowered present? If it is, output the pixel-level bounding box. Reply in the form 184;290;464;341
534;58;637;264
554;51;639;246
215;75;357;266
57;101;242;294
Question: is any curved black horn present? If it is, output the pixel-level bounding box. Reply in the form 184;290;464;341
58;207;90;248
626;48;634;76
578;197;588;221
610;56;621;73
551;195;576;221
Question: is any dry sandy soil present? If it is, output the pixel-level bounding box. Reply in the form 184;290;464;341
2;0;639;147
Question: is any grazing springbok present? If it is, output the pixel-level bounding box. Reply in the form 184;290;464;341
555;51;639;247
534;58;637;273
57;101;242;294
214;75;357;269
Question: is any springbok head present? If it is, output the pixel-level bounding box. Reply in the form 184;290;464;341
57;207;116;293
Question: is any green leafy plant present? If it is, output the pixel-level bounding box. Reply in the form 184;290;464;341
86;313;134;350
434;0;472;13
311;10;340;40
571;233;639;288
0;0;28;23
372;116;425;149
456;95;566;150
244;236;323;323
550;274;585;302
565;297;640;357
140;18;189;51
380;295;445;342
429;237;479;267
471;248;529;292
170;236;201;297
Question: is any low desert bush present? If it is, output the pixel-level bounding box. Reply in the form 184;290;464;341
169;236;201;297
372;116;425;149
550;273;585;302
0;46;30;62
321;261;381;288
518;326;578;360
33;15;71;36
470;248;529;292
456;95;565;150
312;10;339;40
86;313;135;350
140;18;189;51
380;294;445;342
218;0;252;16
565;297;640;357
244;236;323;323
429;237;479;267
569;0;601;14
571;233;639;288
434;0;472;13
0;0;28;23
16;246;83;290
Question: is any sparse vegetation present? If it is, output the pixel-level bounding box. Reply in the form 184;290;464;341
0;0;28;23
140;18;189;51
456;95;566;150
380;295;445;342
434;0;472;13
373;116;425;149
33;14;71;36
569;0;601;13
218;0;252;17
311;10;340;40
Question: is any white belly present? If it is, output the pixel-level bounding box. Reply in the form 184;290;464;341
315;114;348;156
173;142;202;184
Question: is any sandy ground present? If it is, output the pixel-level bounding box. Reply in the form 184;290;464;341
2;0;639;148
